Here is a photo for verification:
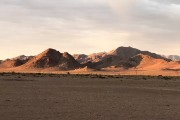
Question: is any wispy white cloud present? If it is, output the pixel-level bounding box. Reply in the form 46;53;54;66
0;0;179;59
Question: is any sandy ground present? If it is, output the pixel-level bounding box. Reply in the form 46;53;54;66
1;68;180;76
0;73;180;120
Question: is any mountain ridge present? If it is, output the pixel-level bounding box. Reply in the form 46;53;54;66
0;47;179;72
19;48;80;70
162;55;180;61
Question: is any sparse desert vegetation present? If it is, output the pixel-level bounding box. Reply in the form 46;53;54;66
0;72;180;120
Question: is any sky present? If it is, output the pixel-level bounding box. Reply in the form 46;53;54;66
0;0;180;60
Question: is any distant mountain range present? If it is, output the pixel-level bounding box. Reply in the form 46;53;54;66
0;46;179;72
12;55;34;61
162;55;180;61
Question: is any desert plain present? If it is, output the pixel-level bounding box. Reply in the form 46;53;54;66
0;72;180;120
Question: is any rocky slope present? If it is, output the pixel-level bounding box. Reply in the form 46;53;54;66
73;52;107;64
0;59;25;68
20;48;80;70
0;55;33;69
75;47;171;69
0;47;179;71
163;55;180;61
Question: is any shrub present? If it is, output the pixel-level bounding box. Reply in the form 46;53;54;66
162;76;171;80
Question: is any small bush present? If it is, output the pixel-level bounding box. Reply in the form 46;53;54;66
142;76;147;80
162;76;171;80
37;73;42;76
0;73;4;76
11;71;16;75
98;75;106;79
21;74;26;76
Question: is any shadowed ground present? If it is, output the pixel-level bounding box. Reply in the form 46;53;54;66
0;73;180;120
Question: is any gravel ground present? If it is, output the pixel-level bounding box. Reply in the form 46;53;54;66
0;74;180;120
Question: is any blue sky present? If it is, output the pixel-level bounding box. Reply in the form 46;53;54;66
0;0;180;59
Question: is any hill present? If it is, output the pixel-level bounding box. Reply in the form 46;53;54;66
0;47;179;72
73;52;107;64
0;59;25;68
129;54;168;70
163;55;180;61
75;47;171;69
20;48;80;70
109;47;169;61
0;55;32;69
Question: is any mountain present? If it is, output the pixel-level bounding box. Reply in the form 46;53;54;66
163;55;180;61
109;47;170;61
73;54;88;64
74;46;171;69
128;54;169;70
0;55;33;69
20;48;80;70
73;52;107;64
109;47;141;58
0;59;25;68
12;55;34;61
0;47;179;72
88;52;107;62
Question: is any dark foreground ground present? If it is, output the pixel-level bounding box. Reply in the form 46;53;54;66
0;73;180;120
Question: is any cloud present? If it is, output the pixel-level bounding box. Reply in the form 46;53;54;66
106;0;180;52
0;0;179;59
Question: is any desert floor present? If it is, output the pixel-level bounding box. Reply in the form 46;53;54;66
0;73;180;120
